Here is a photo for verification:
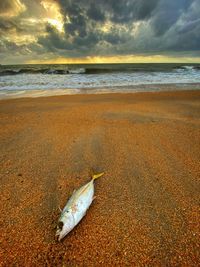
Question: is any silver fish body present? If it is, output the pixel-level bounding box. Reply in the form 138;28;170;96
56;173;104;241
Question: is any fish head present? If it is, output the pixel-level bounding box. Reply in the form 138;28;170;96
56;211;75;241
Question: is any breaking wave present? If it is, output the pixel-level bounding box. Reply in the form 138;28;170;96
0;63;200;76
0;63;200;99
0;67;86;76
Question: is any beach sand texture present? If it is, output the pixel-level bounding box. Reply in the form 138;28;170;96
0;90;200;266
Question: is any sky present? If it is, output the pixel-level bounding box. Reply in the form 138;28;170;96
0;0;200;64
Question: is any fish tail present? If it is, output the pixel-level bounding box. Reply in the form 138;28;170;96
92;172;104;181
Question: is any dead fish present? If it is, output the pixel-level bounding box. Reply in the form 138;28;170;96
56;172;104;241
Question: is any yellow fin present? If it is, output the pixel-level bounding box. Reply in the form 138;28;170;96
92;172;104;181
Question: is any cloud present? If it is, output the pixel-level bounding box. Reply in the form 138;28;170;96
0;0;199;64
87;3;105;22
107;0;159;23
151;0;194;36
0;0;26;18
38;24;73;52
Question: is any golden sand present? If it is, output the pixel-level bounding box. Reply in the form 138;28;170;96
0;90;200;266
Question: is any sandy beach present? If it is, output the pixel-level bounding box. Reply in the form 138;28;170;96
0;90;200;266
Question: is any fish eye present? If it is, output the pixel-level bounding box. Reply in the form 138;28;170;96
58;221;64;230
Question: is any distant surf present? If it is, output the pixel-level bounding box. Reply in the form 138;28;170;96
0;63;200;76
0;63;200;99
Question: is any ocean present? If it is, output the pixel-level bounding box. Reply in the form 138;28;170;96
0;63;200;99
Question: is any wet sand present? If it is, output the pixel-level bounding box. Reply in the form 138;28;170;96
0;90;200;266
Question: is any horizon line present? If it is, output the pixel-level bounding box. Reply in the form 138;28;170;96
1;62;200;66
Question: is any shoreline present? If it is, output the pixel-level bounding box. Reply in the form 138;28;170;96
0;88;200;266
0;82;200;100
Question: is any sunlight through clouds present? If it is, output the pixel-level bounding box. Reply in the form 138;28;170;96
41;0;64;32
0;0;199;64
0;0;26;18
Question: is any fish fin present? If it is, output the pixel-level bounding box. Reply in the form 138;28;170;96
93;196;97;201
59;206;62;212
92;172;104;181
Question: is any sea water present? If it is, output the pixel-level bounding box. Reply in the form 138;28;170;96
0;63;200;99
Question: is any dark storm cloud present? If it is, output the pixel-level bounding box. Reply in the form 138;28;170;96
107;0;159;23
54;0;199;55
164;0;200;52
38;24;74;51
43;0;160;54
169;24;200;52
58;0;159;24
87;3;105;22
0;0;200;63
38;23;101;56
56;0;159;48
178;18;200;34
151;0;194;36
65;14;87;37
73;32;100;47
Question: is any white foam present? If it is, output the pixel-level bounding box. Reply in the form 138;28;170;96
0;68;200;99
68;68;85;74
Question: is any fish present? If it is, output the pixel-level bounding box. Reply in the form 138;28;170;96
56;172;104;241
